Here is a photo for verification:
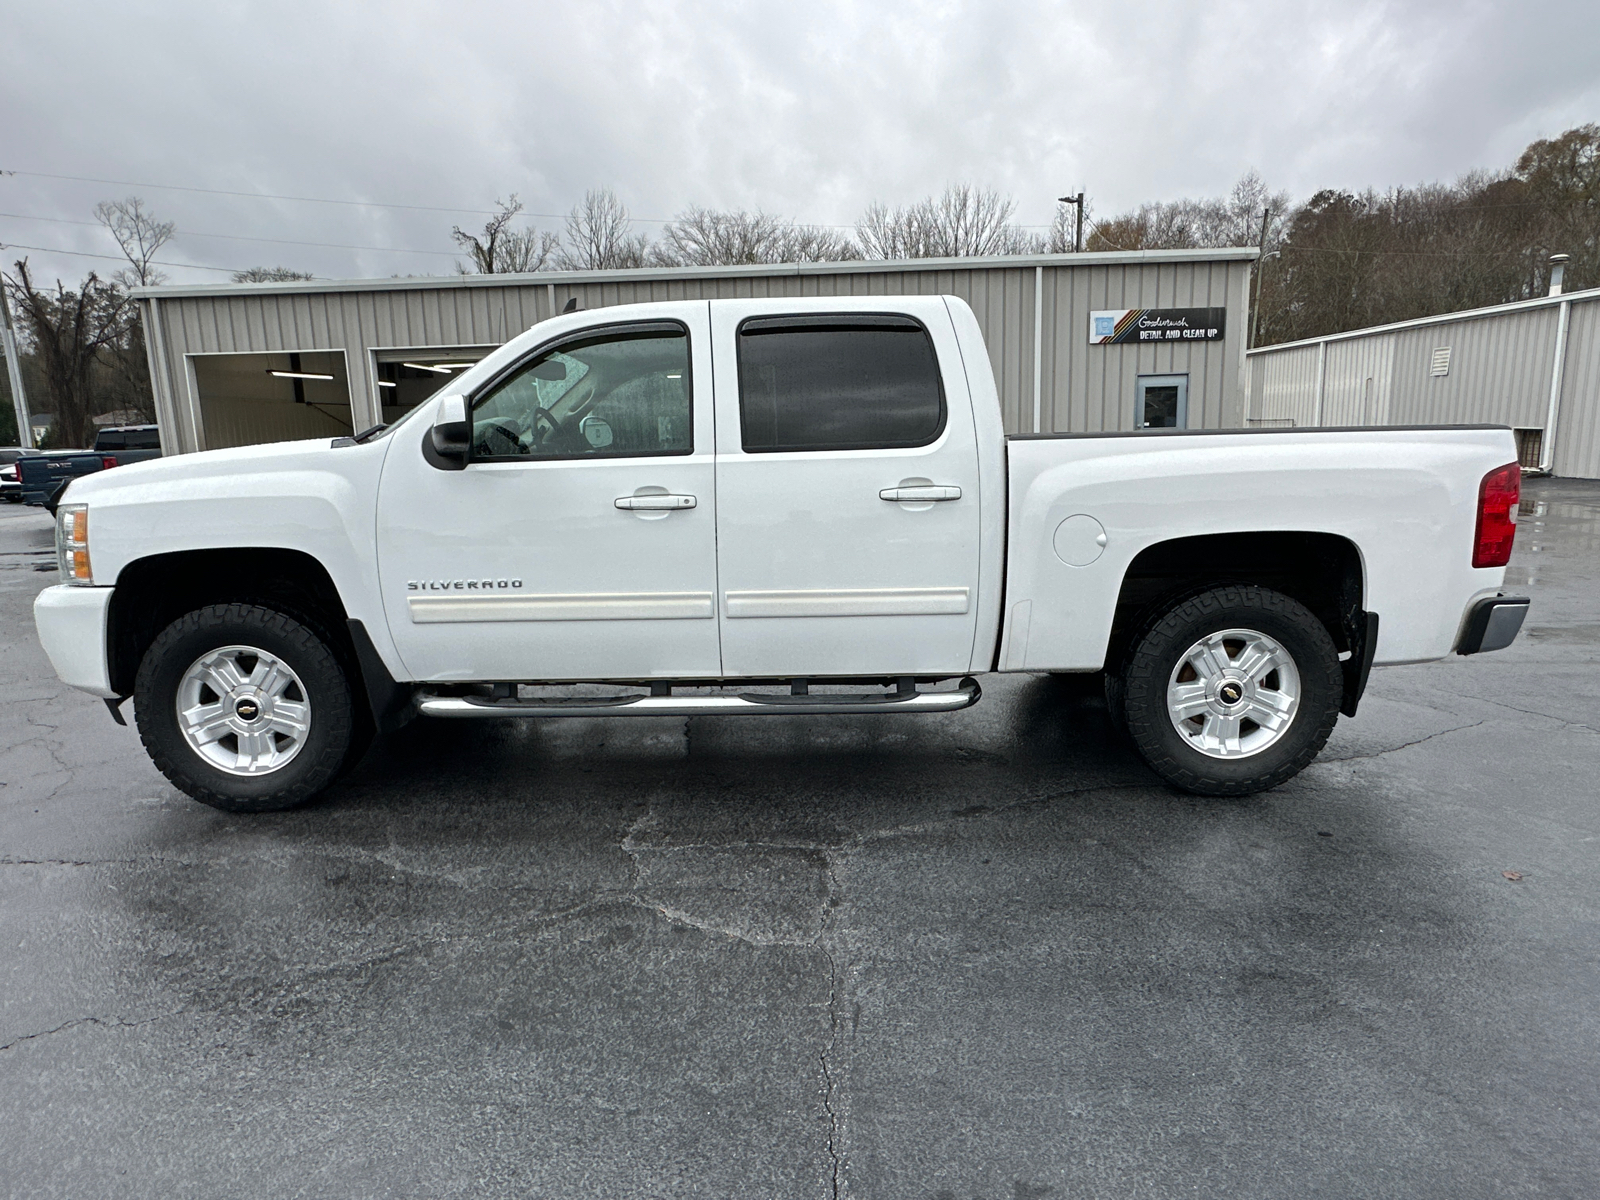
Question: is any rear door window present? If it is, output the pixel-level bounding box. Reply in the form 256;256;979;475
735;315;945;453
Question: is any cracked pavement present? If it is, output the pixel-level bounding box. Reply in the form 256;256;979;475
2;479;1599;1199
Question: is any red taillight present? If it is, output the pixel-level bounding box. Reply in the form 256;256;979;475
1473;461;1520;568
101;456;118;470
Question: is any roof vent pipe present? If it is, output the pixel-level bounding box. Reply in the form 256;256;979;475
1549;253;1570;297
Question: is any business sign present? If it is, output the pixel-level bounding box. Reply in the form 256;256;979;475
1089;308;1226;344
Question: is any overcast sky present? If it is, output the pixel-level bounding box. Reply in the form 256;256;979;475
3;0;1597;286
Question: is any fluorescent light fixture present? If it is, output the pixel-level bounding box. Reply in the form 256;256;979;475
377;380;397;388
402;362;455;374
666;373;682;379
268;369;335;381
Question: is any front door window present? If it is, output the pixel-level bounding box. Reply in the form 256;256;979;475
472;326;691;460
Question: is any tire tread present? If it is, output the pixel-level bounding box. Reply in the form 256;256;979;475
1121;584;1341;796
134;603;353;813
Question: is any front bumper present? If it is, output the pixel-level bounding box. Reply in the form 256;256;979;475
1457;594;1530;655
33;585;117;697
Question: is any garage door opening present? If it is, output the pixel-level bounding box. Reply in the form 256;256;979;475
373;348;496;425
191;351;353;449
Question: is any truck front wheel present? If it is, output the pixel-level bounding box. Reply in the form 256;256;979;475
1120;585;1342;796
134;604;355;813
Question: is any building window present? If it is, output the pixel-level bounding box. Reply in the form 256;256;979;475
1136;375;1189;430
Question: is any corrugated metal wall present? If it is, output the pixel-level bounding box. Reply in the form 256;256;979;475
1554;298;1600;478
1245;289;1600;479
1321;337;1396;426
1247;345;1322;427
1387;307;1557;427
1040;257;1249;431
140;252;1253;454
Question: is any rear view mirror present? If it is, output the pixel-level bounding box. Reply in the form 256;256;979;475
530;359;567;381
424;394;470;471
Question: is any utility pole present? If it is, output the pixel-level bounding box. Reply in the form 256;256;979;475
1057;193;1085;253
0;250;32;449
1249;207;1271;350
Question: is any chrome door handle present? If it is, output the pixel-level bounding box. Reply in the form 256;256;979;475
879;485;962;502
615;494;696;511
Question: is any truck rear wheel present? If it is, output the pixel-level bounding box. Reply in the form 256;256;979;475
134;604;354;813
1120;585;1341;796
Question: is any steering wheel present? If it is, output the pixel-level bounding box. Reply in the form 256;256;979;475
531;407;560;446
477;418;526;457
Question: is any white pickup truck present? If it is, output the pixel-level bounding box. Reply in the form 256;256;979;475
33;296;1529;812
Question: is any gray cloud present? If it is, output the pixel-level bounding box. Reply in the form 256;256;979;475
3;0;1596;284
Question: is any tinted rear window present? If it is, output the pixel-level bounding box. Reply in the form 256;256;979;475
95;428;160;451
736;316;945;453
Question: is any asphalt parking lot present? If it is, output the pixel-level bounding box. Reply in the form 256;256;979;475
1;478;1597;1200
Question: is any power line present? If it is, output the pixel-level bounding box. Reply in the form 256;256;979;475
3;168;1088;236
0;241;241;274
2;167;1074;233
0;210;462;258
2;168;510;218
1;168;680;225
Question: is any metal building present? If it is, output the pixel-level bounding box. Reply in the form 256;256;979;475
133;249;1256;455
1245;283;1600;478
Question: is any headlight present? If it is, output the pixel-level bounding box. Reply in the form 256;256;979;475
56;504;93;584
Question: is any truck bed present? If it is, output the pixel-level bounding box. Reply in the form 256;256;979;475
999;423;1520;671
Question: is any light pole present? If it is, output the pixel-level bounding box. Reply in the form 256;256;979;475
0;249;32;449
1250;251;1280;350
1057;193;1085;253
1248;207;1276;351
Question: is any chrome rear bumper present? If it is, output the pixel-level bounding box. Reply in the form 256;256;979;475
1457;595;1530;655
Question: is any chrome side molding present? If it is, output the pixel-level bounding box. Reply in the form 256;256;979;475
418;677;982;719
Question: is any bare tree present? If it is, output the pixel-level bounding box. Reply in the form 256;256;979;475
654;206;858;266
93;197;175;288
4;260;135;447
451;196;557;274
497;226;562;273
232;266;316;282
857;185;1041;259
1085;172;1291;253
560;188;652;270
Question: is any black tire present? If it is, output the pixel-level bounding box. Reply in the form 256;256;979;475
1121;585;1341;796
134;604;354;813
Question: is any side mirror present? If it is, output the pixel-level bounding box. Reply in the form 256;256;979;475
424;394;470;471
579;414;613;448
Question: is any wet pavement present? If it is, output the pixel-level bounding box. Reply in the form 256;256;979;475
1;478;1597;1199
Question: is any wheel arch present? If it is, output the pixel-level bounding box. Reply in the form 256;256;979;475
106;548;405;727
1106;531;1375;716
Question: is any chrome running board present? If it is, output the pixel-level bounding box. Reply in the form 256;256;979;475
417;678;981;719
